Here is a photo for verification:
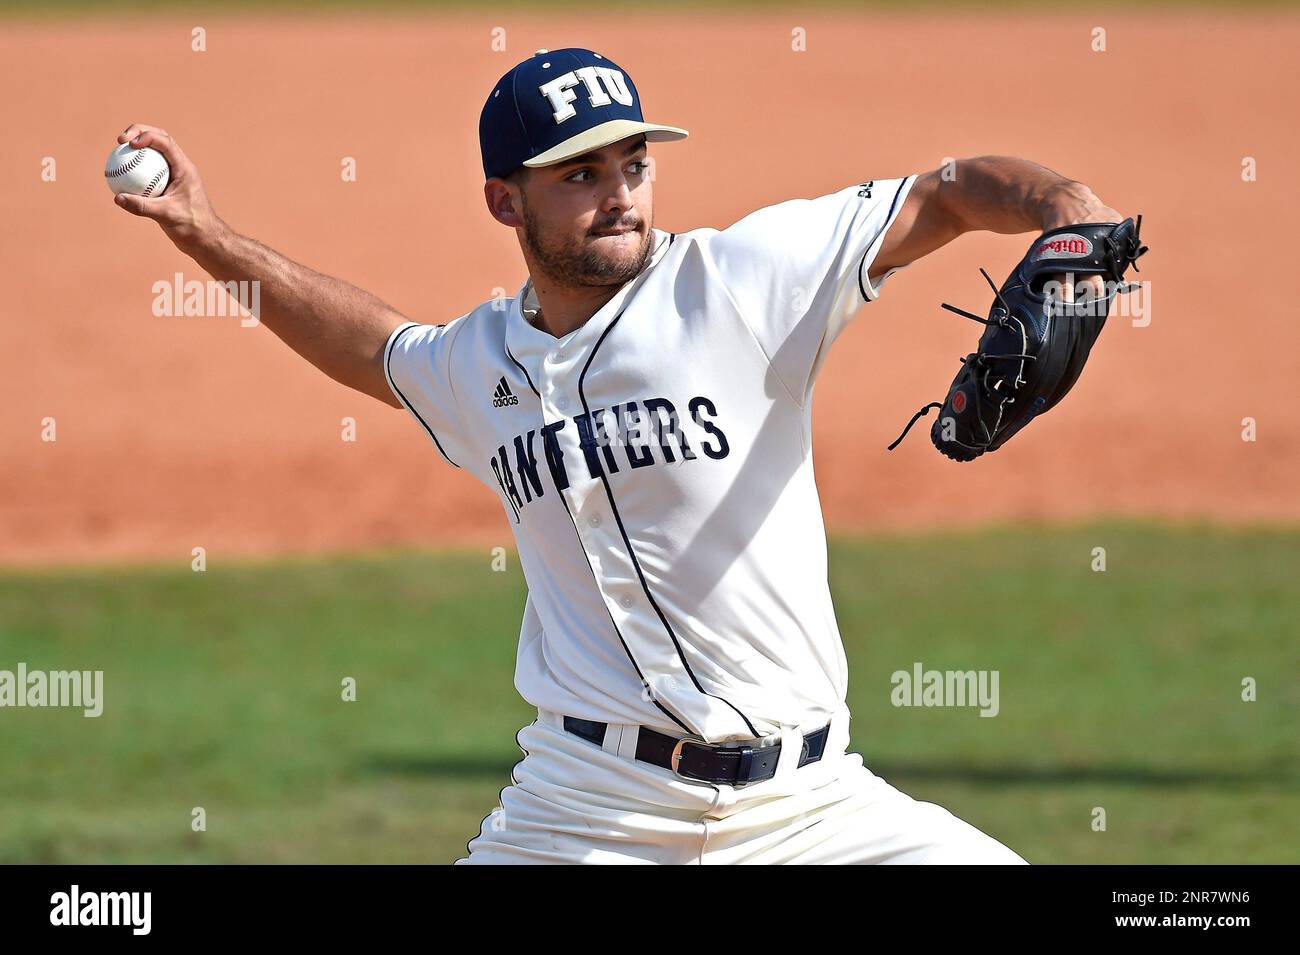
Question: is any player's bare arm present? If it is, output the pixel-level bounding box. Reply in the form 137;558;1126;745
872;155;1122;298
112;124;405;408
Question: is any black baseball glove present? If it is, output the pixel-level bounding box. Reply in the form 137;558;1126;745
888;217;1148;461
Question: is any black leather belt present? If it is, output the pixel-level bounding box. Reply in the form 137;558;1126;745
562;716;831;787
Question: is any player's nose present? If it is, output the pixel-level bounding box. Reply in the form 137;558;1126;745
599;174;635;213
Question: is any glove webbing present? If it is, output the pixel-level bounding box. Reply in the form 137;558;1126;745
887;268;1035;451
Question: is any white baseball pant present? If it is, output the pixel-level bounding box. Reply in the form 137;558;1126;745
456;708;1028;865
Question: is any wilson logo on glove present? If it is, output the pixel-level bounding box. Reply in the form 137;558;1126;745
1034;234;1093;260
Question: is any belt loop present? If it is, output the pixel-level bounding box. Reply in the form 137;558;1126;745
771;724;804;782
537;708;566;733
615;723;640;760
602;723;622;755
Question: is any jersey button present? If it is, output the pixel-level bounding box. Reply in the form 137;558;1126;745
619;594;635;609
588;513;602;527
556;396;570;411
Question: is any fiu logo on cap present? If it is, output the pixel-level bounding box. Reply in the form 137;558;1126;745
540;67;634;124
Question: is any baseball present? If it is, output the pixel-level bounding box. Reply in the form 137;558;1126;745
104;142;170;197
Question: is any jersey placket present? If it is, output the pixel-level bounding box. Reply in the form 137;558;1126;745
505;234;755;740
532;318;647;656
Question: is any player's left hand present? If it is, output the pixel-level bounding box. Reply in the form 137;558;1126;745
1040;186;1124;305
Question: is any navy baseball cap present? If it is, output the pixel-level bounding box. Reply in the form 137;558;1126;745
479;48;688;181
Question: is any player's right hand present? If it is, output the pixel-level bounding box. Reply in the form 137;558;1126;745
113;124;220;251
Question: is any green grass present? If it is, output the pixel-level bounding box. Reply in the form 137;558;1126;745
0;522;1295;864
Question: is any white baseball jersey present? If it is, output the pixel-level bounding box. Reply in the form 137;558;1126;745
386;175;917;744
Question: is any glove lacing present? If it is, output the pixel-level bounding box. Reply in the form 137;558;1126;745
887;268;1036;451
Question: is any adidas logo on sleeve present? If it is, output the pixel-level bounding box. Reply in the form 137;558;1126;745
492;375;520;408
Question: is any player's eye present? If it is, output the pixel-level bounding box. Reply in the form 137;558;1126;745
628;159;649;175
565;168;594;182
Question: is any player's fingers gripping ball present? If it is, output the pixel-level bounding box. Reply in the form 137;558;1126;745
104;142;171;197
889;217;1149;461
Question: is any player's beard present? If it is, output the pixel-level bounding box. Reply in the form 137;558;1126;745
521;198;654;289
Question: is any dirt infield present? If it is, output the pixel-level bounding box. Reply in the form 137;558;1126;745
2;11;1297;565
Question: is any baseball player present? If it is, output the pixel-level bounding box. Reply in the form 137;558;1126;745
115;47;1144;864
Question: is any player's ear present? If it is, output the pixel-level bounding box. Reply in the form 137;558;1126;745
484;178;525;229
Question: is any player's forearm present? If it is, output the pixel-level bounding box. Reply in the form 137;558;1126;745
184;220;405;406
940;156;1112;235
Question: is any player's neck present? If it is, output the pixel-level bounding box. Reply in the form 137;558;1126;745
527;279;622;339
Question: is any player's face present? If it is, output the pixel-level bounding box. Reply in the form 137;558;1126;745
517;136;654;288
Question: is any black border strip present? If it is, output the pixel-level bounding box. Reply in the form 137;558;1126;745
385;323;461;469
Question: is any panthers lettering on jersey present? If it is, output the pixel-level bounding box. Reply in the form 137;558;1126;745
487;396;730;522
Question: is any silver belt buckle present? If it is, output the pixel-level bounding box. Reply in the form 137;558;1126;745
669;736;709;778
